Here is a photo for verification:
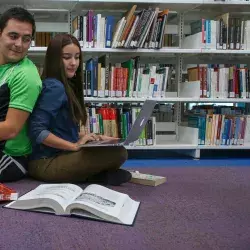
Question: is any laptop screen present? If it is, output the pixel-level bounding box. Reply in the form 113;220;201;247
124;100;156;145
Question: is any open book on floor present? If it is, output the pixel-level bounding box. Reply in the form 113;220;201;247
5;184;140;226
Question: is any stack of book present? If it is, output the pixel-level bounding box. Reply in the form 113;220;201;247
0;183;18;201
183;13;250;50
187;64;250;99
72;5;169;49
83;55;174;98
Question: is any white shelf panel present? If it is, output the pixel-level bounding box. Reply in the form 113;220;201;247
85;97;146;103
126;143;197;150
75;0;202;12
28;47;250;56
29;47;47;52
36;22;68;33
198;1;250;12
199;98;250;103
127;144;250;150
0;0;76;11
198;144;250;150
83;47;186;54
77;0;202;2
84;97;250;103
203;0;250;4
84;97;196;103
28;47;201;54
76;0;250;12
2;1;250;14
201;49;250;55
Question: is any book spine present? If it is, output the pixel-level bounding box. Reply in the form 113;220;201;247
105;16;114;48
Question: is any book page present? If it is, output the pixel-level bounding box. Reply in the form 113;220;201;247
116;196;140;225
17;184;83;210
71;184;128;218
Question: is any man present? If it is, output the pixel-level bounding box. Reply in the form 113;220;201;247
0;7;42;181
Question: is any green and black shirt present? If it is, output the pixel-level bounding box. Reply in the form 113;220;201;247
0;57;42;156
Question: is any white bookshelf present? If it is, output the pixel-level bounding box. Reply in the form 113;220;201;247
6;0;250;158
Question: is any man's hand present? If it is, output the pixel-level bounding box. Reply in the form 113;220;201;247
0;108;30;140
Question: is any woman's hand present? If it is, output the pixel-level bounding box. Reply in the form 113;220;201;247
79;130;86;139
74;133;120;150
98;135;119;141
77;133;100;145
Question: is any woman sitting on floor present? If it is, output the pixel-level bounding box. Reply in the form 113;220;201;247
28;34;131;185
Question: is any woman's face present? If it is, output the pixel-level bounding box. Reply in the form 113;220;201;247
62;43;80;78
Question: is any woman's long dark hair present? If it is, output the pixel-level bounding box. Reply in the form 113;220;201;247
42;34;87;126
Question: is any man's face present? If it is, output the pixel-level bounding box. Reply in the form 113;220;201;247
0;18;32;64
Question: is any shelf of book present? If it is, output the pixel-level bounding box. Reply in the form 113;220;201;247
18;0;250;158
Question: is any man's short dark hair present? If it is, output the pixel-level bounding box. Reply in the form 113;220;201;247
0;7;36;37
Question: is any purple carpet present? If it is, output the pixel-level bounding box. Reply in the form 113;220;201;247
1;167;250;250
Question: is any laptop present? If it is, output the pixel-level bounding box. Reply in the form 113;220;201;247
79;99;157;147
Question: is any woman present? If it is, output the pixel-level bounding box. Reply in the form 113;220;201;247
28;34;131;185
